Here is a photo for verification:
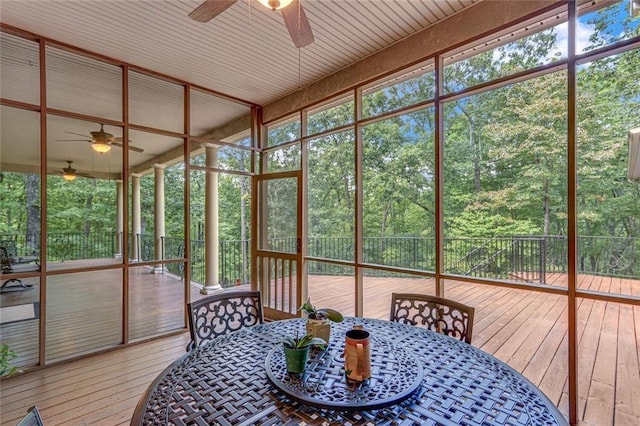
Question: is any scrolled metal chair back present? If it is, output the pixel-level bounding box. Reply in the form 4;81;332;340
187;290;263;351
390;293;475;344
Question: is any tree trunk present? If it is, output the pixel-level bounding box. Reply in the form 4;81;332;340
239;153;248;284
344;176;353;233
25;173;40;251
459;105;482;193
83;180;95;255
471;125;481;193
542;179;550;235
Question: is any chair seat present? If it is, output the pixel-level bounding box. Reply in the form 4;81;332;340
10;255;39;265
16;406;44;426
4;263;40;273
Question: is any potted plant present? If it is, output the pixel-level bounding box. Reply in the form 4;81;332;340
300;298;344;343
0;344;19;378
282;332;326;374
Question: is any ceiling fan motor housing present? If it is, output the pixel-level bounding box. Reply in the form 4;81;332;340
90;124;113;143
259;0;293;11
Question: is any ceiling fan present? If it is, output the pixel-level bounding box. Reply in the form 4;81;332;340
189;0;314;48
57;124;144;153
60;161;92;181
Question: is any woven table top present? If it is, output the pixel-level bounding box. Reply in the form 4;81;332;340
132;317;568;426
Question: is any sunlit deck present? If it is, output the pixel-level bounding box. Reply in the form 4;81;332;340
1;269;639;425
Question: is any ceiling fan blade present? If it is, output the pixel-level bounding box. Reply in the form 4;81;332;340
112;141;145;153
55;139;90;142
189;0;238;22
281;0;314;48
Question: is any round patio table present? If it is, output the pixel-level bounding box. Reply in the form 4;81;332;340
131;317;568;426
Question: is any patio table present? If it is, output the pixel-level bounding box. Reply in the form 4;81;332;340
131;317;567;426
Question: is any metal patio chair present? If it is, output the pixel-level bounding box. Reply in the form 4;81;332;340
186;290;263;351
390;293;475;344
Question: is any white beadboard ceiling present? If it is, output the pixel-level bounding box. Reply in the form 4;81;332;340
0;0;479;106
1;0;479;177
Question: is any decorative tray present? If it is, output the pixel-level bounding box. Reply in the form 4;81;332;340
265;336;423;411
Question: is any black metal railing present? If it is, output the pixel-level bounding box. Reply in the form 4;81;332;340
444;236;547;282
363;236;436;271
2;232;638;287
47;231;117;261
186;239;250;287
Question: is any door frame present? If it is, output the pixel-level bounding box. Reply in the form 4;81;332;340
251;170;304;320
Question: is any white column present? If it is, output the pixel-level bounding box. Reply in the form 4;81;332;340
132;174;141;261
115;180;123;259
153;164;166;274
201;144;222;294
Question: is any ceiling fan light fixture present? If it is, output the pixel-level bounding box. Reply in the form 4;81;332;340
92;141;112;153
258;0;293;10
62;172;77;181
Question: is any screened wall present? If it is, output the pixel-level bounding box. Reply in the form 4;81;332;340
260;1;639;423
0;31;256;365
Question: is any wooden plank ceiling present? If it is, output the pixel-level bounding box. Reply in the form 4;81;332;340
0;0;479;106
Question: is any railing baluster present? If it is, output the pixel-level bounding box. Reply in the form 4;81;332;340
1;232;637;286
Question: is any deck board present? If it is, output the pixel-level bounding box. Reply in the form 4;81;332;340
1;270;639;425
0;333;189;425
615;303;640;422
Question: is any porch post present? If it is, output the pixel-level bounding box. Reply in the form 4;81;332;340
153;164;166;274
115;179;123;259
132;173;142;261
201;144;222;294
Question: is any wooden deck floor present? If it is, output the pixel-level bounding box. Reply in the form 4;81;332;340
1;271;639;425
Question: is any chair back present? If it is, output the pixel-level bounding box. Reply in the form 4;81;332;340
390;293;475;344
16;406;44;426
187;290;263;351
0;246;11;272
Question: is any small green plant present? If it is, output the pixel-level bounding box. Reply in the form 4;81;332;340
300;299;344;323
283;332;326;350
0;344;19;377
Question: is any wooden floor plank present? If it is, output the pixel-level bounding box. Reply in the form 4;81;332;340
482;290;548;356
506;294;565;373
0;331;187;393
583;381;617;426
615;302;640;421
0;334;189;426
582;301;618;425
576;299;607;419
1;345;185;412
538;331;570;412
523;298;568;386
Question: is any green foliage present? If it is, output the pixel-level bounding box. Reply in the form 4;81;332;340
0;172;28;234
282;332;326;349
450;209;539;238
2;5;638;279
300;298;344;322
46;176;116;233
0;344;19;377
267;119;300;148
307;130;355;242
